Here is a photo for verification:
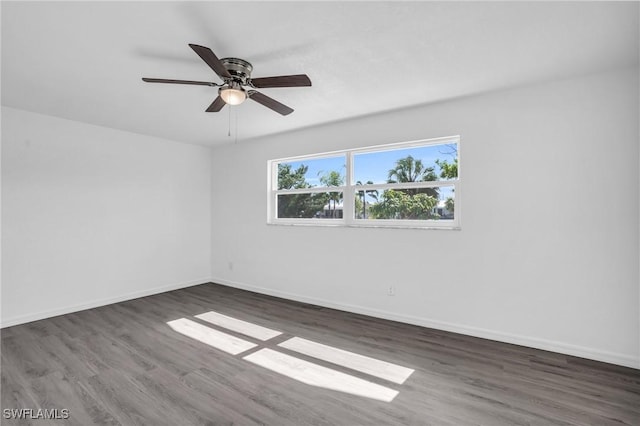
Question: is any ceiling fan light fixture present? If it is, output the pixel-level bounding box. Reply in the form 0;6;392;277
219;85;246;105
142;44;311;115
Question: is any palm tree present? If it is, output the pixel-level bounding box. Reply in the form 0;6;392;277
365;185;379;217
356;180;378;219
387;155;438;198
319;170;344;218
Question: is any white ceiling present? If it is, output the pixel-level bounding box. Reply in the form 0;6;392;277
2;1;638;147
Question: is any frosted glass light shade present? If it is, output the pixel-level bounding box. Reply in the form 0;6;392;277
220;88;246;105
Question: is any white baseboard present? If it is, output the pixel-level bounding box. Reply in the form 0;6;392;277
211;277;640;370
0;277;212;328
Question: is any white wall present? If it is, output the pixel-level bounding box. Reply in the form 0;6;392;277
210;68;640;368
1;107;212;327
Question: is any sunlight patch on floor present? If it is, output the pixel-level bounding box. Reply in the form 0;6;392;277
195;311;282;341
243;348;399;402
167;318;256;355
279;336;414;384
167;312;414;403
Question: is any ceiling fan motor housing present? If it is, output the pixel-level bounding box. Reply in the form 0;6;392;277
220;57;253;85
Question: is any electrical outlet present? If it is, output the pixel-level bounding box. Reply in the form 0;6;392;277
387;285;396;296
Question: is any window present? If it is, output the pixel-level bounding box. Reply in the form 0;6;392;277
268;136;460;229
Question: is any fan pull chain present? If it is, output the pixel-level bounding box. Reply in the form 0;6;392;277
228;106;231;137
235;107;239;144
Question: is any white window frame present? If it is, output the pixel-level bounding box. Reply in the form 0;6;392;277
267;135;461;229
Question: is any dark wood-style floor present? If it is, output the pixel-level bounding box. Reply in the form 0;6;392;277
2;283;639;425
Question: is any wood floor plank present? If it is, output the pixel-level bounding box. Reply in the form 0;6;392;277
27;371;120;426
1;353;42;426
2;282;639;425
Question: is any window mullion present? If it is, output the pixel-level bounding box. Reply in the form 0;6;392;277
357;181;454;192
274;186;344;195
344;151;354;225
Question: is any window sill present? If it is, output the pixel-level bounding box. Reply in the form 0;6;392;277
267;221;461;230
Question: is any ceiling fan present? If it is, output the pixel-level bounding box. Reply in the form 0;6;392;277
142;44;311;116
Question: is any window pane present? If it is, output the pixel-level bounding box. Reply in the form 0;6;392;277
356;185;455;220
353;142;458;185
278;156;346;190
278;192;344;219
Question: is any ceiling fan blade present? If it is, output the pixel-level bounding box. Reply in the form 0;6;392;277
206;96;226;112
250;74;312;88
188;44;231;80
142;77;216;86
248;90;294;115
